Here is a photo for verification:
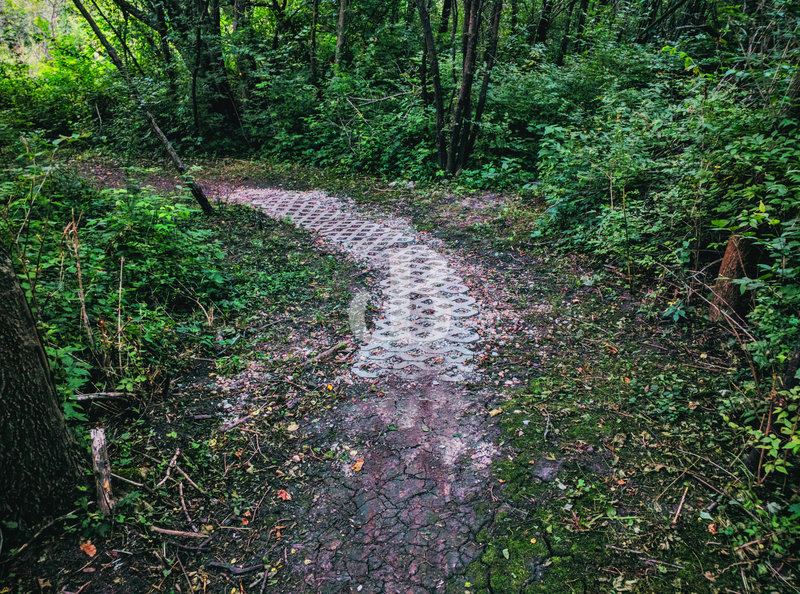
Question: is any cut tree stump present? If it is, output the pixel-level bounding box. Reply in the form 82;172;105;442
91;427;115;516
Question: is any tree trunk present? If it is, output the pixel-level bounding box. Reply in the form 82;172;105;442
335;0;349;66
510;0;518;33
710;233;749;322
448;0;481;174
535;0;552;43
416;0;447;169
0;248;83;524
556;0;576;65
440;0;453;33
574;0;590;49
463;0;502;166
310;0;320;84
72;0;215;216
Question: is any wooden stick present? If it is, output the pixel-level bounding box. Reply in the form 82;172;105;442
179;483;198;533
151;526;210;539
156;448;180;487
175;464;205;495
672;485;689;525
208;560;264;575
110;472;144;488
90;428;115;516
302;341;349;368
74;392;132;401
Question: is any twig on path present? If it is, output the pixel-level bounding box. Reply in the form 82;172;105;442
606;545;645;555
175;464;205;495
63;581;91;594
151;526;210;539
605;545;684;570
110;472;145;488
74;392;132;401
266;378;311;392
177;553;196;594
208;560;264;575
541;407;551;442
302;341;350;369
672;485;689;526
179;483;198;533
156;448;181;487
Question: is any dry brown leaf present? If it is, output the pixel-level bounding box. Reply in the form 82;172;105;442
79;542;97;557
351;458;364;472
276;489;292;501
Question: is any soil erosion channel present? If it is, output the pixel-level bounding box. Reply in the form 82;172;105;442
229;188;498;592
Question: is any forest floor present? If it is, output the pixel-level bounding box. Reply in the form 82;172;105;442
0;159;790;593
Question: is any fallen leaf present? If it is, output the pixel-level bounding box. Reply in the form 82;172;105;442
351;458;364;472
488;409;503;417
241;518;249;526
286;422;299;432
276;489;292;501
708;523;717;534
80;542;96;557
37;578;52;588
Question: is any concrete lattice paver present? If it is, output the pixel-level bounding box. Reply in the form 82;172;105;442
229;188;496;592
229;188;480;382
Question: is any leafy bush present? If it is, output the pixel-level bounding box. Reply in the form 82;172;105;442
0;140;234;410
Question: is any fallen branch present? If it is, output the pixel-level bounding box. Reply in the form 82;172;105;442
175;464;205;495
74;392;133;401
605;545;684;570
208;560;264;575
151;526;211;539
672;485;689;525
156;448;180;487
302;341;349;369
179;483;198;533
110;472;145;488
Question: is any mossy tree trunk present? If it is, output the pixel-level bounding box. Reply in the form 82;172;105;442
0;248;83;524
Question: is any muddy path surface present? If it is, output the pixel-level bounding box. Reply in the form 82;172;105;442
228;188;500;592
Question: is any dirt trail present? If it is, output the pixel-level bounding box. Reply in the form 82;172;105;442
228;188;498;592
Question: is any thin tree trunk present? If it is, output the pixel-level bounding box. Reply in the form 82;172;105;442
310;0;320;83
416;0;447;169
72;0;214;215
556;0;576;65
535;0;552;43
510;0;518;33
421;34;430;106
335;0;348;66
463;0;502;167
0;248;84;524
575;0;590;49
448;0;481;174
440;0;453;33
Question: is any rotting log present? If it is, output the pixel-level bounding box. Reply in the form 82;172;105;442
710;233;749;322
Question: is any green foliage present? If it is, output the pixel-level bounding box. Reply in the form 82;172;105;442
0;144;229;404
